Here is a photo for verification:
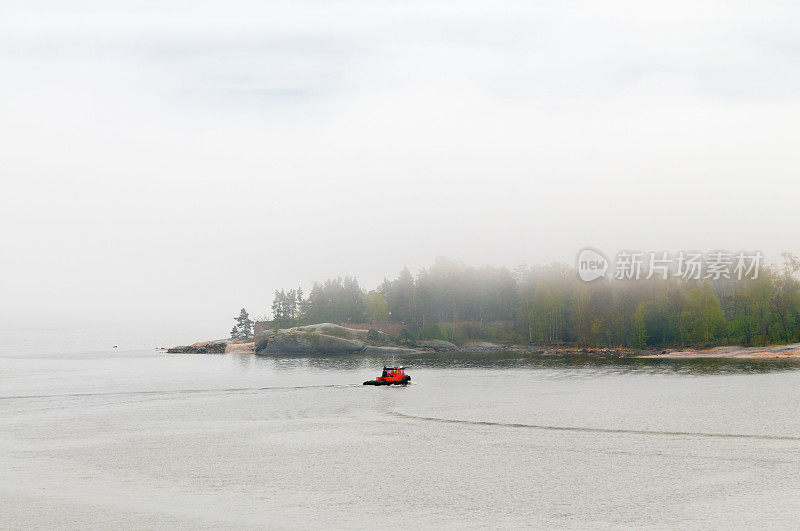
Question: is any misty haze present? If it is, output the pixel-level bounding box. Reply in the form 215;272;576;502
2;2;800;529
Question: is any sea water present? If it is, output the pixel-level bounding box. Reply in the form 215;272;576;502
2;334;800;528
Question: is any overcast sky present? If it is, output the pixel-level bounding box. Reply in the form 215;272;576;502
1;1;799;338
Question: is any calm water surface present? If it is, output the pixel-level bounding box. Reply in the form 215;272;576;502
2;342;800;529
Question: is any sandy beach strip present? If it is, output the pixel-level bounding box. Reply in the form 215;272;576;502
640;344;800;359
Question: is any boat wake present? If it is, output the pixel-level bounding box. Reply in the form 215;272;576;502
390;412;800;442
0;384;362;401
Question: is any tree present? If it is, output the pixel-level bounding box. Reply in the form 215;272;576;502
773;254;800;343
272;289;300;327
301;277;365;324
381;267;416;323
397;328;415;346
231;308;253;340
296;287;308;325
263;251;800;349
728;271;775;346
365;291;389;323
682;284;725;344
633;300;667;347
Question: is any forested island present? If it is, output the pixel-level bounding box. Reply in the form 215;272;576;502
170;254;800;356
265;254;800;347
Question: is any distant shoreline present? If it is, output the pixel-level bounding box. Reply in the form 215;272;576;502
637;344;800;359
166;323;800;360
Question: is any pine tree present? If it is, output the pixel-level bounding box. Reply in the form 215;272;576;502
233;308;253;340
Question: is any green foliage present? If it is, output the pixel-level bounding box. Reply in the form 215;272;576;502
682;284;725;344
397;328;415;346
265;252;800;348
366;329;385;344
365;290;389;323
272;288;303;328
231;308;253;340
303;276;366;324
633;300;670;347
419;322;446;340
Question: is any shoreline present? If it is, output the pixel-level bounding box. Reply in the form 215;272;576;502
166;323;800;360
637;344;800;360
167;339;800;361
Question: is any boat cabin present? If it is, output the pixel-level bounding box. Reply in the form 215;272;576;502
378;366;406;382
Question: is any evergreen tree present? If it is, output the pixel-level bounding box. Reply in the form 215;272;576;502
682;285;725;344
232;308;253;340
365;290;389;323
263;252;800;348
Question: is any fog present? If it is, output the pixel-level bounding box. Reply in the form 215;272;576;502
2;1;799;340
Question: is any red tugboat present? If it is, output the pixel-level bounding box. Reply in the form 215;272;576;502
363;366;411;386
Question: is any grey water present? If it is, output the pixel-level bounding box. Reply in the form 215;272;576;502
2;338;800;528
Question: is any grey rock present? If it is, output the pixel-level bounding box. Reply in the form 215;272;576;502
419;339;459;351
460;340;503;351
255;325;365;354
361;346;419;355
168;340;228;354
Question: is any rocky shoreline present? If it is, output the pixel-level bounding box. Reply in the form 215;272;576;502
167;340;253;354
252;323;640;356
168;323;635;356
167;323;800;359
638;343;800;359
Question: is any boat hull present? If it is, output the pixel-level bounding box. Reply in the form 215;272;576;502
363;376;411;386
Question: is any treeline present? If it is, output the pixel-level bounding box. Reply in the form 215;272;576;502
268;255;800;348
